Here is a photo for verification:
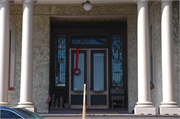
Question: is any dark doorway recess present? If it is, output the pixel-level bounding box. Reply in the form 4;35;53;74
50;21;127;110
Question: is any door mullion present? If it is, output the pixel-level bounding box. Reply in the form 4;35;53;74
87;49;91;108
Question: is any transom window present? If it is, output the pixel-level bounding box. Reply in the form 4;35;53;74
71;36;107;47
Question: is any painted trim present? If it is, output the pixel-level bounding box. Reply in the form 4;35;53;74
9;16;16;89
9;87;14;90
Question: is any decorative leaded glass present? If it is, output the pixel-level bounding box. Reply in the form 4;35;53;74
112;35;123;87
71;36;107;46
55;36;66;87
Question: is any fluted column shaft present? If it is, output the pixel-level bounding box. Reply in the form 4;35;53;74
160;0;178;108
18;0;34;107
0;0;10;105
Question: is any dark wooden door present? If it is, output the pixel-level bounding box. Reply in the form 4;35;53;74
50;22;128;109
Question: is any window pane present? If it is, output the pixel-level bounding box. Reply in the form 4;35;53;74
150;26;153;85
1;110;22;118
55;36;66;87
93;53;104;90
73;53;85;90
71;36;107;46
112;35;123;87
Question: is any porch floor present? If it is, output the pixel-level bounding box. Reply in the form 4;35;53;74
48;108;129;114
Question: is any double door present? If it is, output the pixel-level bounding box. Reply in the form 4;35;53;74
69;48;108;109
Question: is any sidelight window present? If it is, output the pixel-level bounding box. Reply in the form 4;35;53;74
112;35;123;87
55;35;66;87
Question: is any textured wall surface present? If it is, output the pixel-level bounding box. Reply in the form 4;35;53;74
33;16;50;113
127;16;137;113
8;16;22;107
8;16;50;113
172;1;179;106
151;2;162;114
10;4;137;15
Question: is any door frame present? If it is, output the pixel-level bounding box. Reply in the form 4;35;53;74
88;48;108;109
69;48;87;109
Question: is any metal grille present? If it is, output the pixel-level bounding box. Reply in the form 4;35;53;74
112;35;123;87
55;36;66;87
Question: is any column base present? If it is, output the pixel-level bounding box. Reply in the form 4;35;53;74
159;107;180;115
0;102;9;105
25;107;37;113
17;102;36;112
134;106;156;115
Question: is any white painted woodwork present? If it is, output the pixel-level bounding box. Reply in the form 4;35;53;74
18;0;34;107
0;0;10;105
160;0;179;110
134;0;155;115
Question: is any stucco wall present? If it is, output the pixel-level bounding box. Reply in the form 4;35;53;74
151;2;162;114
172;1;179;106
8;16;50;113
127;16;137;113
8;16;21;107
33;16;50;113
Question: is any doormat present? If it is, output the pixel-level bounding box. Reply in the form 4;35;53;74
75;112;119;114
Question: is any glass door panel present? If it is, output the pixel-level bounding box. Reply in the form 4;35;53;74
73;53;85;91
70;50;87;108
89;49;108;109
92;53;105;91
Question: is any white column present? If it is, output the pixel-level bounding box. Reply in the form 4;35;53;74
134;0;155;115
160;0;180;115
0;0;11;105
18;0;36;112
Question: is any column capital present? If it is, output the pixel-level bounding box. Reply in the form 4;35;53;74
0;0;14;4
21;0;37;4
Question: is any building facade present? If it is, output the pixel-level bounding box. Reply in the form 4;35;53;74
0;0;180;115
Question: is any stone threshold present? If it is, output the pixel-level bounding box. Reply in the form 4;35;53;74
39;114;180;117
